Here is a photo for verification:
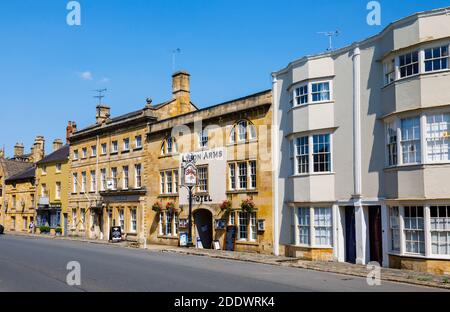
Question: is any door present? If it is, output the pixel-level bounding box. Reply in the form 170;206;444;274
345;207;357;264
63;214;68;237
194;209;213;249
107;210;112;240
369;206;383;265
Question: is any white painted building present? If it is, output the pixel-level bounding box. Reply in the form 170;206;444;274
272;7;450;274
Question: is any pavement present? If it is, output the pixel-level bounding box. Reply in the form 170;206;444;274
1;232;449;291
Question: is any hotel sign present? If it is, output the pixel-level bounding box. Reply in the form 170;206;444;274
179;148;227;205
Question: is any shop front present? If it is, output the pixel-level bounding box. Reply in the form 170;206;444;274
37;202;62;232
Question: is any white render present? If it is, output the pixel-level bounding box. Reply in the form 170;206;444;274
273;7;450;267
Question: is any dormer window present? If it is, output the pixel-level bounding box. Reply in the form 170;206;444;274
161;136;177;156
230;120;257;144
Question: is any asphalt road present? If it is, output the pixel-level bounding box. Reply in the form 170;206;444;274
0;235;442;292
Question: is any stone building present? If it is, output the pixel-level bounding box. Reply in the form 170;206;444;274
35;140;70;235
273;7;450;274
68;71;274;253
1;136;45;232
147;87;273;253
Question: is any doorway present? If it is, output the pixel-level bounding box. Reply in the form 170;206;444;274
369;206;383;265
194;209;213;249
63;214;68;237
345;207;357;264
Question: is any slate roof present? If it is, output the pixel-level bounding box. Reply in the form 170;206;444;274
0;158;32;179
36;145;69;165
5;166;35;183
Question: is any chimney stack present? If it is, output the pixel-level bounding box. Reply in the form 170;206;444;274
66;121;77;144
96;105;111;124
172;71;191;115
14;143;25;158
32;136;45;163
53;139;63;152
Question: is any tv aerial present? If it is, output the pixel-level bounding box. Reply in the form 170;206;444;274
317;30;340;51
93;88;107;105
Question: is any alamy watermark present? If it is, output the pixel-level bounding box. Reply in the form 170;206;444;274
66;261;82;286
67;1;81;26
367;1;381;26
366;261;382;286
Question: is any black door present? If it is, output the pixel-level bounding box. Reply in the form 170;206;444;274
194;209;213;249
345;207;357;264
369;206;383;265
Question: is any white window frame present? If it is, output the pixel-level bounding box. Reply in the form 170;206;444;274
426;113;450;163
384;58;396;86
72;173;78;193
123;166;129;190
130;208;137;233
101;143;107;155
101;169;107;191
91;145;97;157
123;138;130;152
81;172;86;193
311;81;331;103
90;170;96;193
111;141;118;153
229;163;236;191
424;45;449;73
199;129;209;149
135;164;142;189
135;135;142;149
292;207;333;248
293;84;308;106
111;168;118;190
399;51;419;79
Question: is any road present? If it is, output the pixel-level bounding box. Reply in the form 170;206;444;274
0;235;442;292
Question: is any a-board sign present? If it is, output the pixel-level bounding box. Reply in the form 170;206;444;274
110;226;122;242
179;232;188;247
225;226;237;251
213;240;221;250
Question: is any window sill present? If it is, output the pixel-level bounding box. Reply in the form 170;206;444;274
236;240;259;246
110;152;119;156
289;100;335;112
121;150;130;154
157;235;179;240
288;244;334;250
289;172;335;178
159;153;179;159
133;147;143;152
227;189;258;195
388;252;450;261
158;193;179;198
381;70;450;90
384;162;450;171
226;140;258;147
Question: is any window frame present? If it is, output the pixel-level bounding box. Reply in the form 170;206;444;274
291;206;333;248
424;45;449;73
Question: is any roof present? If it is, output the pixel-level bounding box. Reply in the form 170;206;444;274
272;6;450;76
5;166;35;183
0;158;32;179
36;145;70;165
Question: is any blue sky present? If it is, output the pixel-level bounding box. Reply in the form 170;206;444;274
0;0;449;156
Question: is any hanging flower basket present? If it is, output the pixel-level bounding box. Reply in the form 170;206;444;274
220;200;232;212
166;202;177;214
152;202;163;213
241;198;256;213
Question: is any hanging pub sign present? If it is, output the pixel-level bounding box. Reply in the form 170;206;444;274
183;163;197;187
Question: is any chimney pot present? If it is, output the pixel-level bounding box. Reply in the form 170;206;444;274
14;143;25;158
96;105;111;124
53;139;63;152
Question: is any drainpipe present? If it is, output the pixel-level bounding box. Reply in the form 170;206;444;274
352;46;367;265
272;75;280;256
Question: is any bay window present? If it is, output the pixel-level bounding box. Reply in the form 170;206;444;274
295;137;309;174
294;85;308;106
313;134;331;172
399;51;419;78
292;207;333;247
389;207;401;252
401;117;421;164
426;113;450;162
291;134;332;175
430;206;450;255
311;82;330;102
404;206;425;255
386;122;398;166
384;58;396;85
425;46;449;72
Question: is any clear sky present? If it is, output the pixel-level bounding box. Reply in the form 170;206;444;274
0;0;449;156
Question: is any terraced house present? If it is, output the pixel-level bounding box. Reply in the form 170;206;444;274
273;7;450;274
1;136;45;232
35;140;70;236
68;71;274;253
